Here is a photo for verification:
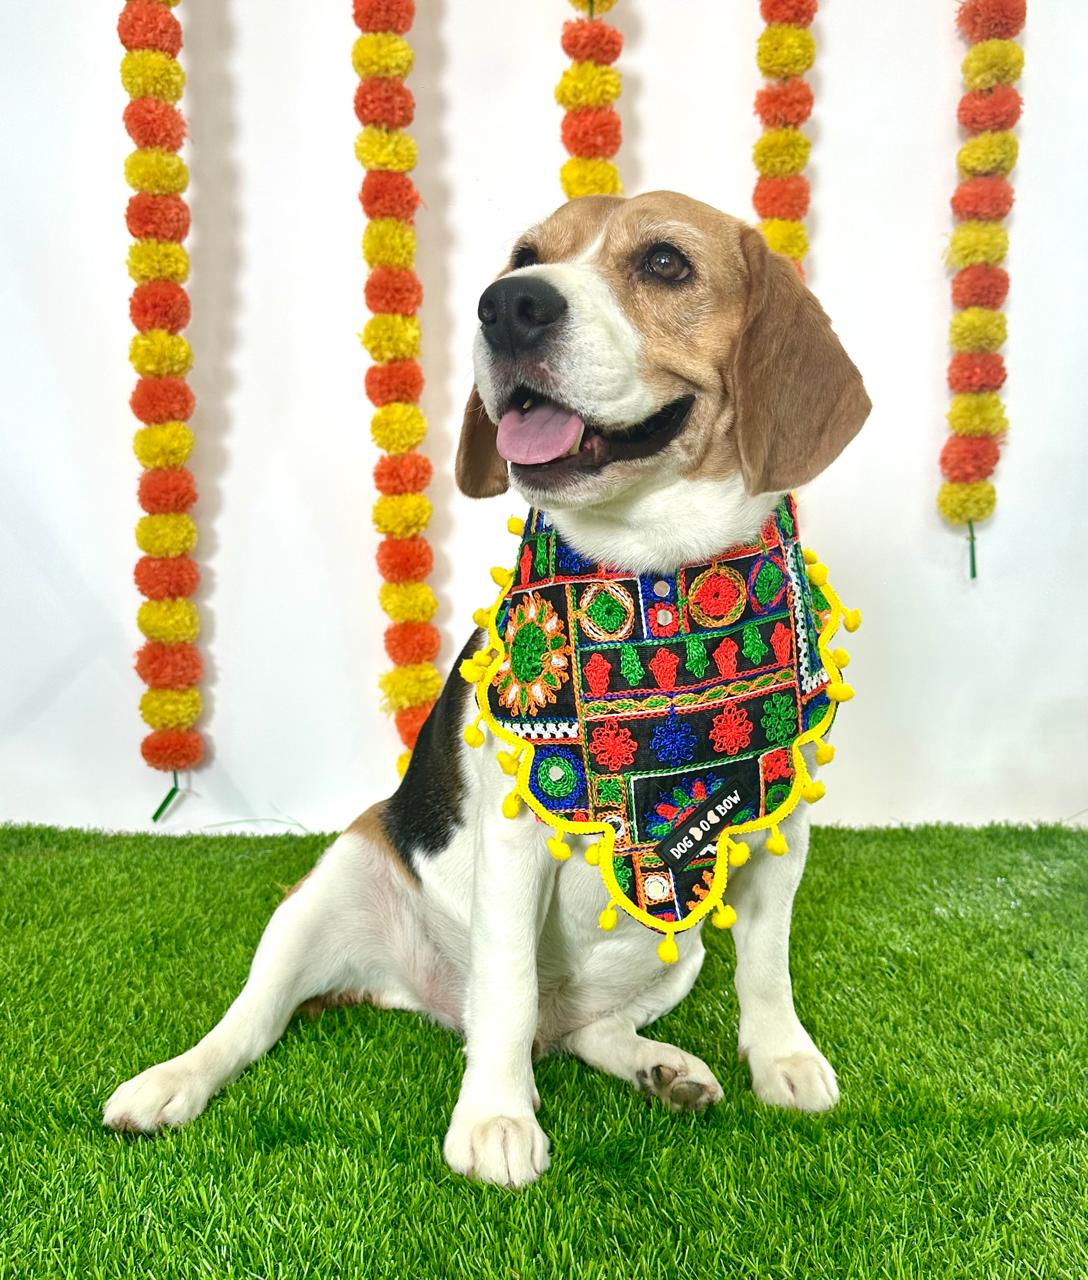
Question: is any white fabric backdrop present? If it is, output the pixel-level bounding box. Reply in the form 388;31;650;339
2;1;1086;834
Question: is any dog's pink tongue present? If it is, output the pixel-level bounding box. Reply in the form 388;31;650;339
497;402;583;465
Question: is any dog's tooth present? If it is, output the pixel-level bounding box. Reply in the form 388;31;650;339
522;398;534;411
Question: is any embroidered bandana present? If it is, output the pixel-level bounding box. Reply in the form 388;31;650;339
463;497;859;963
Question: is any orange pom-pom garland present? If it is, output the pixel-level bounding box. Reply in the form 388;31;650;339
557;8;624;198
121;0;204;790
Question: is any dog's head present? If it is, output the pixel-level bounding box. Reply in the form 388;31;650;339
457;191;870;510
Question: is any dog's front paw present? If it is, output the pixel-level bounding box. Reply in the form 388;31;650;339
443;1109;551;1188
103;1057;212;1133
746;1046;839;1113
636;1048;723;1113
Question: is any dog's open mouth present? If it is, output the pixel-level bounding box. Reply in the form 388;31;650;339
496;389;695;480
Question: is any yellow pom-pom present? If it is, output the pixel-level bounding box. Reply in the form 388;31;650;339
842;607;862;633
657;934;679;965
129;331;192;379
937;480;996;526
459;659;484;684
472;608;490;629
802;547;818;565
830;648;850;669
133;422;193;469
124;148;189;196
947;392;1008;437
507;517;525;535
560;158;623;199
379;661;442;712
598;904;618;931
766;831;789;856
490;566;513;588
396;750;411;777
728;840;750;867
136;513;196;558
802;780;826;803
752;127;810;178
471;650;492;668
121;50;185;103
547;835;573;861
379;581;438;623
756;25;816;79
127;240;190;285
355;127;418;174
351;33;414;79
584;842;602;866
962;39;1024;91
760;218;808;261
138;598;200;644
463;723;485;749
363;219;416;269
712;903;737;929
361;314;421;362
826;681;854;703
949;307;1007;353
957;131;1018;178
807;562;828;587
555;62;622;110
948;221;1008;269
502;791;522;820
373;493;432;539
568;0;617;12
814;740;836;765
140;687;201;731
371;403;427;454
497;750;520;776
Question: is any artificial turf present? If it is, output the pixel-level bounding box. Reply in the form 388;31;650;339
0;823;1085;1279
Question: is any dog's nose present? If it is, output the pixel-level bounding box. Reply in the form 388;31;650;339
477;275;568;356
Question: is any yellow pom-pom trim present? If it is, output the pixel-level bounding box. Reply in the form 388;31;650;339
766;831;789;856
363;218;416;269
379;581;437;623
497;749;520;775
361;314;421;363
657;934;679;965
826;681;854;703
352;33;414;79
937;480;996;525
555;62;622;110
120;50;185;104
547;835;573;861
962;39;1024;91
842;607;862;633
140;687;202;731
830;648;850;669
802;780;826;803
463;723;485;748
136;513;197;558
127;240;190;285
947;391;1008;437
584;842;601;866
371;403;426;454
373;492;432;538
379;661;441;712
802;548;818;565
712;903;737;929
507;517;525;536
807;562;829;587
948;221;1008;268
598;904;618;931
138;598;200;644
124;149;189;196
459;659;485;684
568;0;617;12
129;331;193;378
490;567;513;588
760;218;808;261
756;25;816;79
133;422;193;469
949;307;1007;353
814;740;835;765
727;840;750;867
752;127;811;178
396;751;411;777
560;157;622;199
957;131;1018;178
502;792;522;820
355;127;418;174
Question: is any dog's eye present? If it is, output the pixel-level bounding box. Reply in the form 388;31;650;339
511;245;539;270
644;243;691;283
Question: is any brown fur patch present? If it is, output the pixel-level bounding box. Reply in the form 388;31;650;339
347;801;416;885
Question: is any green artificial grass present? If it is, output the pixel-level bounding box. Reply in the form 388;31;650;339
0;824;1085;1279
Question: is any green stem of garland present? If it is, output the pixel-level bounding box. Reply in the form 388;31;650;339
151;771;179;824
967;520;977;580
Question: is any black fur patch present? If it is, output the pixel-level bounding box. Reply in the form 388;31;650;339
381;632;479;872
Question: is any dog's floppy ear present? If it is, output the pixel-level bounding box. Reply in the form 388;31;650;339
730;227;871;495
455;386;508;498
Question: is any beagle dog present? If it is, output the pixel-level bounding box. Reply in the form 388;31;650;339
104;191;871;1188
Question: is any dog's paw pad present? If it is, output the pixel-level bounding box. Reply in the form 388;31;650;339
638;1051;723;1113
750;1049;839;1113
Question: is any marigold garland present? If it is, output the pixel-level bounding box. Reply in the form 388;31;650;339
752;0;818;272
120;0;204;784
938;0;1025;566
557;2;623;199
354;0;438;769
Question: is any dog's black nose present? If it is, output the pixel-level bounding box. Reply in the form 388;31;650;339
477;275;568;356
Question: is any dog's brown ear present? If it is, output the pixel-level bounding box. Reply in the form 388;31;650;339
731;227;871;495
455;386;508;498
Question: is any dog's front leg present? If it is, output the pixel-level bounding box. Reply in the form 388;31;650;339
443;807;557;1188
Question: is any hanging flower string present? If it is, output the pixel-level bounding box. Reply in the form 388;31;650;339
937;0;1025;573
352;0;441;774
556;0;623;199
751;0;818;275
119;0;204;816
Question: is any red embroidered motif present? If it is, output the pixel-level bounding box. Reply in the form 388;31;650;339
693;571;741;620
713;636;738;677
709;703;753;755
583;652;612;697
647;648;680;689
589;718;638;771
762;747;792;782
771;621;792;665
519;543;533;586
647;602;679;638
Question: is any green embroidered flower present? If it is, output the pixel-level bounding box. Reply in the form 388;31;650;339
684;635;709;679
777;499;794;537
614;860;633;894
537;753;578;799
595;775;624;806
510;622;548;683
742;623;769;665
586;590;626;634
620;646;645;687
761;692;797;745
753;560;784;605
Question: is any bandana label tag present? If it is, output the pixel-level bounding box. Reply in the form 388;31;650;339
653;779;756;872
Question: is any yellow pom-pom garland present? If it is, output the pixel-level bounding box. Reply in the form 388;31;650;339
756;25;816;79
138;598;200;645
370;403;427;454
129;331;193;378
133;422;194;469
362;219;416;269
556;3;624;198
120;50;185;103
127;240;189;285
